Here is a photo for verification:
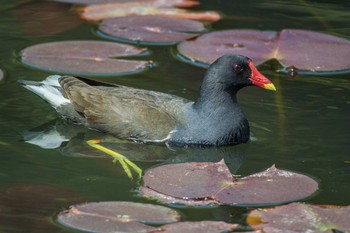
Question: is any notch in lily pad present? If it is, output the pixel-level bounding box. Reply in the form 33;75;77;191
98;16;207;45
177;29;350;74
140;160;319;206
20;40;153;76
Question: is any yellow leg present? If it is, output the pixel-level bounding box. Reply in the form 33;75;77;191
86;140;142;180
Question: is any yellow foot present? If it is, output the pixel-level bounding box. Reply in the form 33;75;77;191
86;139;142;180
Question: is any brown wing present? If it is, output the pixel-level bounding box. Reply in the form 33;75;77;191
59;76;190;141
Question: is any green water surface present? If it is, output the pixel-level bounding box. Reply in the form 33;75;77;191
0;0;349;232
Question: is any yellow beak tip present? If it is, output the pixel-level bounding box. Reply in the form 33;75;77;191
264;83;277;91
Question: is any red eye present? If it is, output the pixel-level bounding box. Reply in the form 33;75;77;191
233;64;242;72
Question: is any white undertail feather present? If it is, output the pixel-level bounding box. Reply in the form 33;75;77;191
22;75;70;109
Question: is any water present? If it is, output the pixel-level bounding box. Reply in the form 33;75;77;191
0;0;349;232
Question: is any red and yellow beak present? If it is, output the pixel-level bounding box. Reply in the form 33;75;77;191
248;60;276;91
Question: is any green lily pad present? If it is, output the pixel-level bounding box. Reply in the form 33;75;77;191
99;16;206;45
141;161;318;206
177;29;350;73
247;202;350;232
20;41;152;76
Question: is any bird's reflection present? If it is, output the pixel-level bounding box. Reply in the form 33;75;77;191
22;119;246;173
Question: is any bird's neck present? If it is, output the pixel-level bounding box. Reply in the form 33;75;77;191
194;74;238;111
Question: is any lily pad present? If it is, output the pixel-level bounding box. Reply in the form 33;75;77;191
177;29;350;73
159;221;238;233
99;16;205;45
141;160;318;206
57;201;180;233
247;202;350;232
81;1;220;21
20;41;152;76
0;69;3;81
53;0;199;7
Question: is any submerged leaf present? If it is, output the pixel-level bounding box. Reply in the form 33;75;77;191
21;41;151;76
58;201;180;232
141;161;318;206
247;202;350;232
177;29;350;73
11;1;82;36
81;1;220;21
99;16;205;45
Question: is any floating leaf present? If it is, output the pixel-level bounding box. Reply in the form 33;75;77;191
177;29;350;73
20;41;151;76
247;202;350;232
99;16;205;45
11;1;82;36
214;165;318;206
81;1;220;21
141;161;318;206
159;221;238;232
143;160;232;199
53;0;199;7
57;201;180;232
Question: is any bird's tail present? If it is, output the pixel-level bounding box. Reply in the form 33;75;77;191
18;75;70;109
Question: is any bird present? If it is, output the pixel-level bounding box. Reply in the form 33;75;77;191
18;54;276;147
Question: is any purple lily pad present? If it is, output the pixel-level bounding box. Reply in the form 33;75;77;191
159;221;238;233
57;201;180;233
214;165;319;206
53;0;200;7
177;29;350;73
20;41;152;76
99;16;205;45
141;161;318;206
81;1;220;22
247;202;350;232
178;30;276;67
143;160;233;199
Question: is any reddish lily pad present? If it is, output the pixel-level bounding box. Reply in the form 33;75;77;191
159;221;238;233
81;1;220;21
247;202;350;232
53;0;199;7
20;41;152;76
58;201;180;232
177;29;350;73
141;160;318;206
99;16;205;45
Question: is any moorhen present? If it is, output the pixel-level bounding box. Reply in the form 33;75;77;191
19;54;275;147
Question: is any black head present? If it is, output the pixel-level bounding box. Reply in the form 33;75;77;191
202;54;276;93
